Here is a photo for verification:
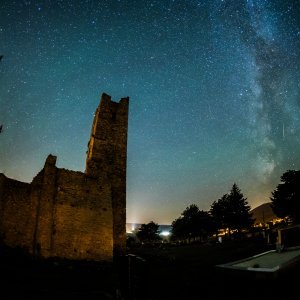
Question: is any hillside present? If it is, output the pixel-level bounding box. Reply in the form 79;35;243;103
251;202;276;224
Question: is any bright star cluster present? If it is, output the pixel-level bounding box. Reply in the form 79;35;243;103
0;0;299;224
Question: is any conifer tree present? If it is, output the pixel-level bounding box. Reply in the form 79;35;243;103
271;170;300;224
210;183;253;234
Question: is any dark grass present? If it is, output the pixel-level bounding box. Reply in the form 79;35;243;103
1;239;299;299
128;238;300;300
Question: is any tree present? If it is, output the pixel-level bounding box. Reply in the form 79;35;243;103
210;194;229;233
172;216;188;241
210;183;253;235
136;221;161;243
271;170;300;224
182;204;201;241
172;204;215;242
195;210;216;241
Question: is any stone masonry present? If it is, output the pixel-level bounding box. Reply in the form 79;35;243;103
0;93;129;261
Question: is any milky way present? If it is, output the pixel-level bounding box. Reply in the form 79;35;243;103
0;0;299;224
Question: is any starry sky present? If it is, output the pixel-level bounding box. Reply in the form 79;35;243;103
0;0;299;224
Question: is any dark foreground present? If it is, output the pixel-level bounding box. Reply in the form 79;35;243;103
1;239;299;299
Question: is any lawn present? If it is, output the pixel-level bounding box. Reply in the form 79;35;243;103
1;239;299;299
127;239;300;299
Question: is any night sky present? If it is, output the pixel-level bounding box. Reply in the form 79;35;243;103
0;0;299;224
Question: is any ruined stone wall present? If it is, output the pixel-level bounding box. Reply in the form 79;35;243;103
0;161;114;261
0;93;128;261
33;155;57;257
35;155;114;261
110;98;128;256
85;93;129;256
0;175;35;251
51;168;113;261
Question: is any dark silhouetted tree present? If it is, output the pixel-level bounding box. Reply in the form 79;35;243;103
210;194;229;233
136;221;161;243
196;210;216;241
182;204;201;241
210;183;253;235
271;170;300;224
172;204;215;242
172;216;188;241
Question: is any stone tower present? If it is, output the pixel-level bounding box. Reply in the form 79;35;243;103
0;92;129;261
85;93;129;256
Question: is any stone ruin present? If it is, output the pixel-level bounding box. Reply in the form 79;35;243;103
0;93;129;261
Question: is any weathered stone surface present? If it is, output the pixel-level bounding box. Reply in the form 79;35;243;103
86;93;129;256
0;93;129;261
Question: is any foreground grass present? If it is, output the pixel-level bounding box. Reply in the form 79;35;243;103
1;239;299;299
127;239;299;299
129;238;270;265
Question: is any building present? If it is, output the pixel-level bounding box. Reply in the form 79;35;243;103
0;93;129;261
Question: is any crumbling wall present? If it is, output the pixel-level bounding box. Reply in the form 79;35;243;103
52;169;113;261
110;98;128;256
33;154;57;257
0;165;114;261
0;175;35;251
85;93;129;256
0;93;128;261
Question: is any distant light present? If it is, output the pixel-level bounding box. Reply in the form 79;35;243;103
131;224;135;231
160;231;170;236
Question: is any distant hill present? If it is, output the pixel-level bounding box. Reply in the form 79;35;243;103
250;202;276;224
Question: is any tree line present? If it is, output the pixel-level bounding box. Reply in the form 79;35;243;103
171;183;252;242
134;170;300;243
